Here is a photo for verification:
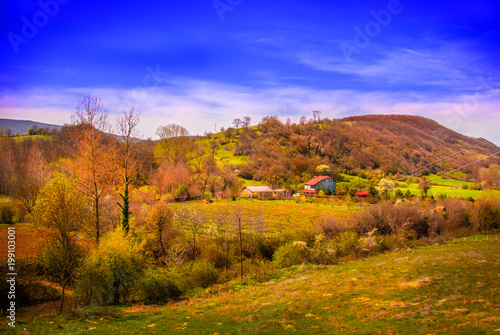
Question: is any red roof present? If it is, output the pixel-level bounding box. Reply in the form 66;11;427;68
305;176;332;186
354;191;369;196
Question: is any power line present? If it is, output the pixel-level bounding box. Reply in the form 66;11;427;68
440;150;500;177
416;133;500;172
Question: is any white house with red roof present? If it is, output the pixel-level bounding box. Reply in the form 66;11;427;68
300;176;336;195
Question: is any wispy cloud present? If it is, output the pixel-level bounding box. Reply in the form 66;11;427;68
1;78;499;144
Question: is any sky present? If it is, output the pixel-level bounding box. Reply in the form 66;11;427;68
1;0;499;144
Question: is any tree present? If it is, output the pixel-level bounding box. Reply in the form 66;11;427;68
175;206;206;260
155;124;191;166
146;200;174;258
232;118;242;129
419;177;432;198
242;116;251;128
479;164;500;189
33;173;88;311
116;107;141;234
315;164;331;176
13;146;49;214
75;227;146;305
378;178;395;191
71;95;116;244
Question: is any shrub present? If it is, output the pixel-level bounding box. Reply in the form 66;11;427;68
0;203;15;224
443;198;471;232
318;216;354;238
273;241;311;268
184;260;219;289
472;198;500;231
75;228;147;305
334;231;360;258
137;267;182;302
355;202;428;238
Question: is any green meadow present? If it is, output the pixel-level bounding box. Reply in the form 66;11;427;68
10;236;499;334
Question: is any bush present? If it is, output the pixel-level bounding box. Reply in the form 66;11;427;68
184;260;219;289
137;267;182;302
334;231;360;258
355;202;428;238
0;203;15;224
75;228;147;305
273;241;311;268
472;198;500;231
318;216;354;238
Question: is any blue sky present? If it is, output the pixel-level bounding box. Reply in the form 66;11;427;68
1;0;499;144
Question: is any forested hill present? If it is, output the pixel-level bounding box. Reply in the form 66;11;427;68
222;114;500;181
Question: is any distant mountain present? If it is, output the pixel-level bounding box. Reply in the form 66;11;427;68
0;118;64;135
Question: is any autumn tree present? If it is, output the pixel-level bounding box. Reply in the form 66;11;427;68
419;177;432;198
116;107;141;234
146;200;174;258
33;173;88;311
155;124;191;166
71;95;116;244
13;146;50;214
479;164;500;189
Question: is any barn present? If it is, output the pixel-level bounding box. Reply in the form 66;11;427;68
240;186;274;199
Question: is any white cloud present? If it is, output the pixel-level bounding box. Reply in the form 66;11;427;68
0;78;499;145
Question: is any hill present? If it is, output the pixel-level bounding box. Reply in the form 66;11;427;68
0;118;63;135
212;114;500;184
12;237;500;334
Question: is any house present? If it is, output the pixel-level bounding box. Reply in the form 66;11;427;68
240;186;274;199
304;176;336;194
215;191;225;199
273;189;292;198
432;206;447;213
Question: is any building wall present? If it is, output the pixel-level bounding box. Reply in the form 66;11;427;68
317;179;336;193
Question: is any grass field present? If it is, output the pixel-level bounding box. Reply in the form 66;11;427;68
8;236;499;334
176;199;356;233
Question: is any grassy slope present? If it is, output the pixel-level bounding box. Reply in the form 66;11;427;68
13;237;500;334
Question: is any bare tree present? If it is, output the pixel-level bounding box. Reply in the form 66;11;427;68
13;146;50;214
175;206;206;260
71;95;116;244
232;118;242;129
242;116;251;128
116;107;141;234
156;124;191;166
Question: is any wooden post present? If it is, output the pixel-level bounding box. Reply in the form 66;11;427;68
239;217;243;279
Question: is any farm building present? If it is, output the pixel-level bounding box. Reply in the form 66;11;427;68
304;176;336;194
240;186;274;199
273;189;292;197
298;189;316;196
354;191;369;197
